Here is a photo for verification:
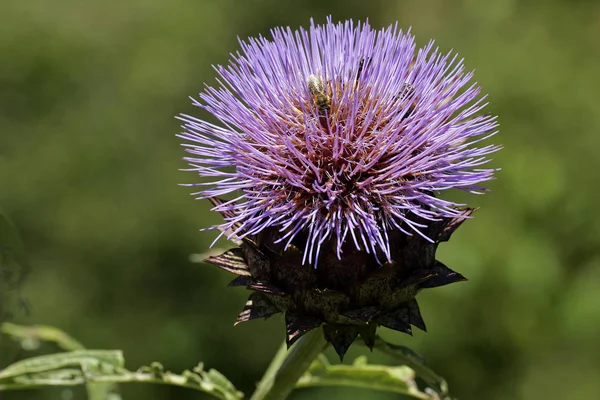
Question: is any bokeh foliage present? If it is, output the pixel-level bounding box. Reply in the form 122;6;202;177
1;0;599;399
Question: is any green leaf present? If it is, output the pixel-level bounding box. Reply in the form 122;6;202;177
296;354;449;400
0;323;243;400
0;349;124;380
0;345;243;400
1;323;122;399
372;336;449;396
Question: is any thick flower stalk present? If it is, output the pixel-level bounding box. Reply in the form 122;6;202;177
178;18;500;359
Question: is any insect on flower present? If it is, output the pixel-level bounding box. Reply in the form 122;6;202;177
355;57;371;86
178;17;501;359
307;74;331;115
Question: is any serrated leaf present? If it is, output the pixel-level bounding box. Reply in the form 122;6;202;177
0;326;243;400
0;350;124;380
7;368;84;387
1;323;122;399
296;355;441;399
205;368;237;393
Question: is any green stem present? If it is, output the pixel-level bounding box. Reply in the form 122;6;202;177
1;323;85;351
250;329;328;400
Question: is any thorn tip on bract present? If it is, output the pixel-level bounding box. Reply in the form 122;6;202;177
323;324;359;361
419;261;467;289
286;313;323;347
235;292;280;325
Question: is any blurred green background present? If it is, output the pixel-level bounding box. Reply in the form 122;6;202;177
2;0;600;399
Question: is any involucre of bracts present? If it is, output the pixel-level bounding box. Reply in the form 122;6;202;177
206;198;472;359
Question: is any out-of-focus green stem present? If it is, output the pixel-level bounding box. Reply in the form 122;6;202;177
250;329;327;400
249;340;288;399
1;322;85;351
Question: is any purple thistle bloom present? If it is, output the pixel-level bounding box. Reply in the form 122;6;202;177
178;18;500;266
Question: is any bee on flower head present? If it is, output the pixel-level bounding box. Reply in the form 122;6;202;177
307;74;331;115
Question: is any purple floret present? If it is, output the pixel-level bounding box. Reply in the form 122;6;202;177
178;17;500;265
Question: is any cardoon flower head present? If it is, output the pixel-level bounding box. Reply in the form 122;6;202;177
178;18;499;359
